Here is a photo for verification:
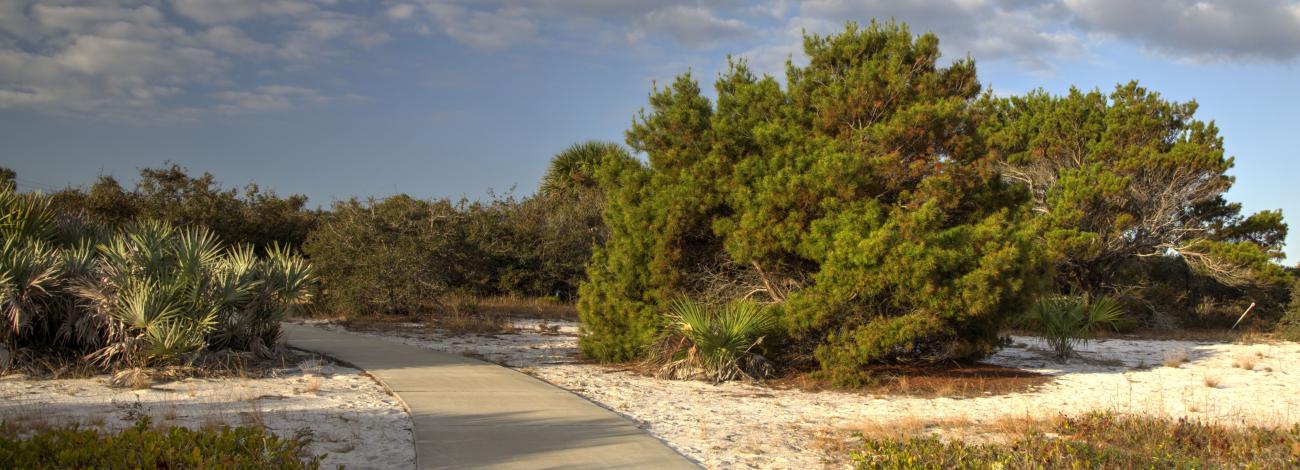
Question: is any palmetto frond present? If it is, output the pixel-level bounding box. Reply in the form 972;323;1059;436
652;297;778;383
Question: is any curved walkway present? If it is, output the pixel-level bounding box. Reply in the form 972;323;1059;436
282;323;698;470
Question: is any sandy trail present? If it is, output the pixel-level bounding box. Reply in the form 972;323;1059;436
309;319;1300;469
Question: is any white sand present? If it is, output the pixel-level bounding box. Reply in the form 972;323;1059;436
0;358;414;470
315;320;1300;469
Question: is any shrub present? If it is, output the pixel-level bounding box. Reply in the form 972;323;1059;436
303;195;485;317
648;297;778;383
1017;295;1125;359
0;418;323;469
580;21;1048;377
1280;280;1300;341
1;187;315;369
45;164;319;251
307;143;634;317
851;412;1300;469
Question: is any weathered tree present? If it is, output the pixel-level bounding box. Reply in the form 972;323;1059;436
984;84;1287;293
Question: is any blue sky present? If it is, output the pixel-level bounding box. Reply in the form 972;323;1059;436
2;0;1298;262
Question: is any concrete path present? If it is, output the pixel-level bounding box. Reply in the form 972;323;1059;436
282;323;699;470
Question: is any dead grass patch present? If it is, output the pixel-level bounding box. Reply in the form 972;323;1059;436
1163;350;1190;368
463;295;577;321
771;363;1050;398
1231;355;1257;370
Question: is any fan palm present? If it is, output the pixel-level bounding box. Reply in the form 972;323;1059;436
539;141;630;197
651;297;779;383
1018;295;1125;360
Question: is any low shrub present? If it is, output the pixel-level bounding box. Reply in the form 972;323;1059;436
1017;295;1125;359
851;412;1300;469
0;418;324;469
647;298;778;383
1;186;315;370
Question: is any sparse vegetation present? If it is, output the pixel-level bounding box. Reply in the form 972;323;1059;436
1163;350;1190;368
851;412;1300;469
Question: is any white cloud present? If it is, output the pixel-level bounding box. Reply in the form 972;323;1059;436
214;84;333;112
171;0;318;24
392;2;539;50
0;0;382;122
200;25;277;57
1064;0;1300;62
630;5;753;48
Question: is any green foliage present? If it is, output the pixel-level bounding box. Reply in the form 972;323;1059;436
0;419;323;469
1279;280;1300;341
47;164;318;251
308;143;633;317
984;83;1288;322
540;141;629;197
0;186;315;369
649;297;778;383
1018;295;1125;359
851;412;1300;469
580;21;1048;376
0;167;14;191
303;195;482;317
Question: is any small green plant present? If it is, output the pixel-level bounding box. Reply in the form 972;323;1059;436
1018;295;1125;360
648;297;778;383
0;417;325;469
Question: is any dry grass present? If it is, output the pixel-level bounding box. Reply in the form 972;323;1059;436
1231;355;1257;370
1163;350;1190;368
111;368;153;389
1089;328;1276;344
1203;373;1222;388
462;295;577;321
771;363;1050;398
295;375;323;395
847;412;1300;468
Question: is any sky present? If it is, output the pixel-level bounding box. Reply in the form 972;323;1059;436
1;0;1298;262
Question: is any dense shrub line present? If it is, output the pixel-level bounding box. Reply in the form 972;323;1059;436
302;142;631;317
44;164;319;252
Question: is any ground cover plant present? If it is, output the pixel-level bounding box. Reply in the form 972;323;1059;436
850;412;1300;469
0;418;325;469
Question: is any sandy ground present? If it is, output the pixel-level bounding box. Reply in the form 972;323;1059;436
312;319;1300;469
0;358;414;470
